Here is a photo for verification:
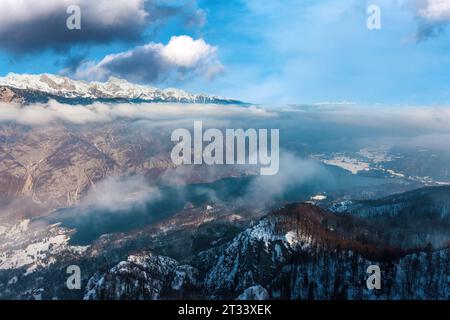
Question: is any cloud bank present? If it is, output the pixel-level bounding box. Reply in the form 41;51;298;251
0;101;274;126
0;0;204;54
71;36;223;84
284;104;450;133
279;104;450;153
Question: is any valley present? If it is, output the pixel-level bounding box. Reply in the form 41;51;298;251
0;75;448;300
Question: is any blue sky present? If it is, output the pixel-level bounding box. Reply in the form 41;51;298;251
0;0;449;105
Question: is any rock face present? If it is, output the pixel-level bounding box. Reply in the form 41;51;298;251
0;122;178;219
0;73;243;105
0;87;24;104
0;121;241;220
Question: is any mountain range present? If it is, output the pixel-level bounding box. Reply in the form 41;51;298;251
0;73;243;105
1;187;449;300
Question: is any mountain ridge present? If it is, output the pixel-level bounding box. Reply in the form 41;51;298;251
1;189;449;300
83;201;449;300
0;73;244;105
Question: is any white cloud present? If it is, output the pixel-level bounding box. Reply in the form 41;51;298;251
0;0;204;53
239;152;328;206
81;175;161;212
72;36;224;84
417;0;450;22
409;0;450;40
299;105;450;133
162;35;217;67
0;101;274;126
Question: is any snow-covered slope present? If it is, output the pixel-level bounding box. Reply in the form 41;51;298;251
203;203;449;300
84;252;201;300
83;203;449;300
0;219;88;276
1;199;448;300
0;73;242;104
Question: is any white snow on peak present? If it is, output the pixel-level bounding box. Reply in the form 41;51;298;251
0;73;232;103
245;219;312;249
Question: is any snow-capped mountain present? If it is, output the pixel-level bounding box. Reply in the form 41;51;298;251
0;73;243;104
